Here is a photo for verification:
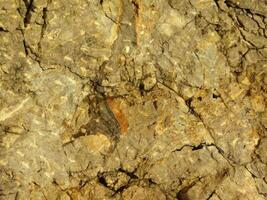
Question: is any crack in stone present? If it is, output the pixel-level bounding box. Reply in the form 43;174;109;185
23;0;34;27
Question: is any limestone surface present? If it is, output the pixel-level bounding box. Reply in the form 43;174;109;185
0;0;266;200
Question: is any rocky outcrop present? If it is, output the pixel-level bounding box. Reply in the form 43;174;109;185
0;0;266;199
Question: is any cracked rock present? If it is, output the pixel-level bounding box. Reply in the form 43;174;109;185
0;0;266;200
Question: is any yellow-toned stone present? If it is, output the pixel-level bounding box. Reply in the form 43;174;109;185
250;95;265;112
80;134;111;153
241;77;251;86
1;0;267;199
2;134;20;148
158;9;187;37
229;84;246;100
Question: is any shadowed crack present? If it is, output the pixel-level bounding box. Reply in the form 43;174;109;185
23;0;34;27
172;142;224;154
37;6;48;55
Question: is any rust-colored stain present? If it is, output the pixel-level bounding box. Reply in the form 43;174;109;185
107;97;129;134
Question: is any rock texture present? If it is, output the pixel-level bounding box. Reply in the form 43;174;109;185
0;0;267;199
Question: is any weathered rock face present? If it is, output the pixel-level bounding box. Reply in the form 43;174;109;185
0;0;266;199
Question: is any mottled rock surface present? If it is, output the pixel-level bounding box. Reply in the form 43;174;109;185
0;0;266;199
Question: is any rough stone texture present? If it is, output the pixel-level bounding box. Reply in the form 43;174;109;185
0;0;266;199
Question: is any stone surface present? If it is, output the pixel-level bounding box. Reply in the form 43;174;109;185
0;0;266;200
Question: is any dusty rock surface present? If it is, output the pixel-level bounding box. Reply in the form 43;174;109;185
0;0;267;199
